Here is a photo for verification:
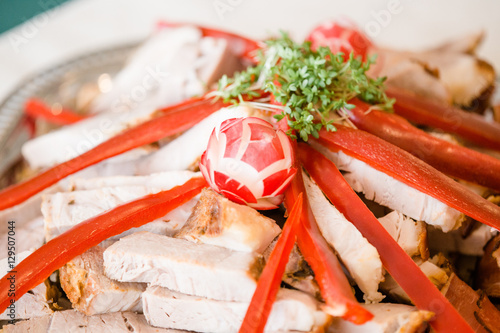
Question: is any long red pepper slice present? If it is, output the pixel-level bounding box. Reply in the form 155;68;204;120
239;193;303;333
298;143;474;333
157;21;262;61
348;98;500;192
24;98;87;125
284;173;373;325
0;98;224;210
0;177;206;314
387;87;500;151
317;126;500;231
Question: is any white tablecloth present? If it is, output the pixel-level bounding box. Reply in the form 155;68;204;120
0;0;499;102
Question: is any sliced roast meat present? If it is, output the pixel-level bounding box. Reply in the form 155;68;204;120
328;303;433;333
263;239;320;298
303;172;384;303
2;311;182;333
0;251;52;320
312;143;464;232
104;231;263;302
0;216;45;254
380;254;451;304
378;211;428;259
42;172;201;241
59;246;145;315
176;188;281;253
142;286;330;333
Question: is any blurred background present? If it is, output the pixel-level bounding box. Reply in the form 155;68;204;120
0;0;499;102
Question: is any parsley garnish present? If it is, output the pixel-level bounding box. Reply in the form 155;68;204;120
214;33;394;141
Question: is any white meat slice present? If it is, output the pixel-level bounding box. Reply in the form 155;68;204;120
303;173;384;303
22;105;158;170
68;170;199;191
378;211;428;259
328;303;433;333
42;172;200;241
22;27;241;170
0;185;57;230
103;231;263;302
136;106;251;174
142;286;330;333
176;188;281;253
263;240;320;297
91;27;240;115
57;147;154;191
312;143;464;232
380;254;450;304
2;311;182;333
0;251;52;320
0;216;45;253
59;246;145;315
428;223;497;256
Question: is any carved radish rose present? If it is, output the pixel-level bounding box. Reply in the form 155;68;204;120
307;20;372;60
200;117;297;210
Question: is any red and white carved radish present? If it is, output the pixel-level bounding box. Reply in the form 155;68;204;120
200;117;297;209
307;20;372;60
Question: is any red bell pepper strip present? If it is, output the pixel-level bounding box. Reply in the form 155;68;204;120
316;126;500;231
284;172;373;325
298;143;474;333
24;98;87;125
0;177;206;314
348;98;500;192
0;97;225;211
386;87;500;151
157;21;263;61
239;193;303;333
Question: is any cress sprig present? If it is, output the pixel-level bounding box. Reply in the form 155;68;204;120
214;32;394;141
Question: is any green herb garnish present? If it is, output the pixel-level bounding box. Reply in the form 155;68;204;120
214;32;394;141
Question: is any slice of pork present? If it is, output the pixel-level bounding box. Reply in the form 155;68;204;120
380;254;451;304
176;188;281;253
22;27;242;170
263;240;320;298
2;311;182;333
303;173;384;303
142;286;330;333
427;222;497;256
0;251;52;320
312;143;464;232
42;172;200;241
0;216;45;253
91;27;241;115
21;105;159;170
103;231;263;302
328;303;433;333
59;246;145;315
135;106;251;174
0;185;58;230
378;211;428;259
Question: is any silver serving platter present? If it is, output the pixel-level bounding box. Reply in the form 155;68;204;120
0;42;140;179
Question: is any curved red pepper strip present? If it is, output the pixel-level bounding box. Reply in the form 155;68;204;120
316;126;500;231
298;143;474;333
0;177;207;314
386;87;500;151
0;97;224;210
24;98;87;125
348;99;500;192
284;172;373;325
239;193;303;333
157;21;263;61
